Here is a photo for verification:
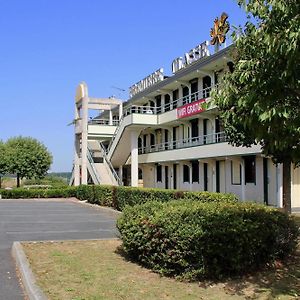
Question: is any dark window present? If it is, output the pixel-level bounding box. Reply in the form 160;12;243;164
190;119;199;139
138;168;143;180
183;164;190;183
202;76;211;98
155;95;161;113
172;89;179;108
164;130;169;150
165;94;171;111
191;161;199;183
204;163;208;191
150;134;155;147
190;79;198;101
244;155;256;184
182;86;189;105
156;165;162;182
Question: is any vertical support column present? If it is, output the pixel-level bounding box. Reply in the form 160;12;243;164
130;130;139;187
74;136;80;186
109;110;113;125
276;164;283;208
119;103;123;120
81;95;88;185
189;164;193;191
241;160;245;201
211;161;216;192
119;165;123;186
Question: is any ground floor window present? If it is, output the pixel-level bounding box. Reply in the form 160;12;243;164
191;161;199;183
244;155;256;184
156;165;162;182
231;161;241;185
183;164;190;183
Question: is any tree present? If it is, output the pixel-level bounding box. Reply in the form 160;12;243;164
6;136;53;187
0;140;8;188
214;0;300;213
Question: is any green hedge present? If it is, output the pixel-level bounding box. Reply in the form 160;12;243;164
0;187;78;199
76;185;238;211
117;200;299;280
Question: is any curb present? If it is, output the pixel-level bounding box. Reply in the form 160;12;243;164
12;242;47;300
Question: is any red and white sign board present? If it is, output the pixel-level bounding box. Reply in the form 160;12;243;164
176;99;206;119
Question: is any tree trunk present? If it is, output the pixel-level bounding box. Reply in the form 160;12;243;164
17;174;20;188
282;160;292;214
0;176;2;189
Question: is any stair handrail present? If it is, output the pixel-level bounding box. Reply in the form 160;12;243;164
107;115;124;153
87;148;101;185
99;142;122;186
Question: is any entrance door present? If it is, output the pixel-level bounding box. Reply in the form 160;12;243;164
165;166;169;189
173;164;177;189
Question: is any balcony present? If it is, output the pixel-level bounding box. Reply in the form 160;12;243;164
138;131;227;154
124;84;218;117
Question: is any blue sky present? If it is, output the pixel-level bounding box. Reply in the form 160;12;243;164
0;0;248;172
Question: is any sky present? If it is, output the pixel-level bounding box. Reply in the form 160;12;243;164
0;0;248;172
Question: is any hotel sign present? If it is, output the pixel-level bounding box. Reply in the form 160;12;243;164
177;99;206;119
129;68;164;98
172;41;210;73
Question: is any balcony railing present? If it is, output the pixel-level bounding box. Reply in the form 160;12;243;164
88;119;120;126
124;84;217;116
138;131;227;154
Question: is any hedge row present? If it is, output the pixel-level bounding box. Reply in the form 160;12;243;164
117;200;299;279
0;185;238;210
0;187;78;199
75;185;238;210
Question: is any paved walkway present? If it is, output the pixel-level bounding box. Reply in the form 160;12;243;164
0;198;119;300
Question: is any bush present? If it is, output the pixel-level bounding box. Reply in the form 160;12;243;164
22;175;68;188
76;185;238;210
117;200;299;280
0;187;77;199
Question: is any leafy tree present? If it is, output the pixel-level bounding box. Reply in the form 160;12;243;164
6;136;53;187
214;0;300;212
0;140;8;188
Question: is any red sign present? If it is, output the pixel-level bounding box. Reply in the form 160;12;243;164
176;99;206;119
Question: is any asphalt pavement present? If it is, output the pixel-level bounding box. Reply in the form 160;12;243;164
0;199;119;300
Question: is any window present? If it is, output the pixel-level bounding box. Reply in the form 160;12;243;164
155;95;161;113
165;94;171;111
244;156;256;184
191;161;199;183
172;89;179;108
231;161;241;185
182;86;189;105
156;165;162;182
183;164;190;183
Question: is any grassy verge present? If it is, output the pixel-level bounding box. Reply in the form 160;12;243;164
22;238;300;300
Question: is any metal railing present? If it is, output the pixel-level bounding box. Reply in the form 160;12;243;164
87;148;101;184
99;142;122;185
123;84;217;116
88;119;120;126
138;131;227;154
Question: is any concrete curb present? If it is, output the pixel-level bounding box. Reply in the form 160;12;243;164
12;242;48;300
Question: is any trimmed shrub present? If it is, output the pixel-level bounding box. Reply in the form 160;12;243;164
117;200;299;280
0;187;77;199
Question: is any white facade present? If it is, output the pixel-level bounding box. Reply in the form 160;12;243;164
71;46;300;212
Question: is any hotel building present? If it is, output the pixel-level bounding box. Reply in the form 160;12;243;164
70;34;300;212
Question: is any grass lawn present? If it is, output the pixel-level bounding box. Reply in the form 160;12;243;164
23;233;300;300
